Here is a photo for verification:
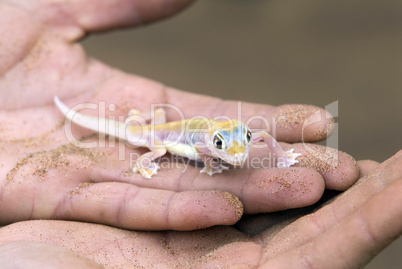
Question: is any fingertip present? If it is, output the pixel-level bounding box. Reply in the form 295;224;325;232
303;108;335;142
63;182;243;231
221;191;244;222
273;105;334;143
322;152;359;190
72;0;195;32
168;191;243;230
132;0;196;25
242;168;325;214
357;160;380;178
292;168;326;208
291;144;359;190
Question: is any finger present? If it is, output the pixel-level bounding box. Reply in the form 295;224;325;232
1;0;194;107
46;131;325;216
49;75;334;148
0;241;103;269
80;138;326;215
69;0;195;31
0;3;41;75
260;176;402;268
6;137;324;216
93;161;325;214
165;88;334;143
2;220;244;267
357;159;380;177
49;82;350;197
0;220;173;268
259;150;402;259
1;146;242;230
284;143;359;190
83;84;335;143
240;141;359;190
0;221;143;267
13;0;194;34
23;129;335;217
0;220;262;268
48;88;342;215
59;85;335;144
55;182;243;231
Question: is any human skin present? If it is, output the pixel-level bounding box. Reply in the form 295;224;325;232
0;0;359;230
0;153;401;268
0;0;400;268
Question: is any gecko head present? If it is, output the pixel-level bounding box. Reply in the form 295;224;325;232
208;120;252;166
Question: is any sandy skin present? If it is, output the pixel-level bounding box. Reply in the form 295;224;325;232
1;0;400;268
0;151;401;268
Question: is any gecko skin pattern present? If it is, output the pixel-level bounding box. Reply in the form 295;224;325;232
54;97;301;179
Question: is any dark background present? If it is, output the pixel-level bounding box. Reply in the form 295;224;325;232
81;0;402;267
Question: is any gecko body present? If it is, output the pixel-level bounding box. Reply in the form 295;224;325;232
54;97;301;178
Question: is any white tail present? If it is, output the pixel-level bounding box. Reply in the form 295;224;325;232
54;96;127;141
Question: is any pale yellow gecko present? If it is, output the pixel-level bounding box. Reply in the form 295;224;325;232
54;97;301;178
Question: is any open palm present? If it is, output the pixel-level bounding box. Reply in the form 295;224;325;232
1;0;400;268
0;0;357;229
1;154;401;268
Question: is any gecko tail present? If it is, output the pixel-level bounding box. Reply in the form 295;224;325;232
53;96;71;116
54;96;127;141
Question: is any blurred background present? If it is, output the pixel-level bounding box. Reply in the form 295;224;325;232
81;0;401;267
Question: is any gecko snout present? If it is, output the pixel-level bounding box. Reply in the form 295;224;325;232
232;152;248;165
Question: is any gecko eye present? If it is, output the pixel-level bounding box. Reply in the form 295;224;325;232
246;130;252;143
213;134;226;150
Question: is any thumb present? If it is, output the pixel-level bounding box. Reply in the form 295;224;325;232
58;0;196;31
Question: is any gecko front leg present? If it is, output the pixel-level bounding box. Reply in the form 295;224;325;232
195;143;229;176
251;131;301;168
133;140;167;179
128;109;167;178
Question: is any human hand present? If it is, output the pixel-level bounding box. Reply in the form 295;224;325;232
0;0;358;230
0;151;400;268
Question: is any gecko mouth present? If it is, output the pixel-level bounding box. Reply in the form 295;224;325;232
229;153;249;166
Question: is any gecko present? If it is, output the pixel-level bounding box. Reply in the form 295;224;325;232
54;97;301;179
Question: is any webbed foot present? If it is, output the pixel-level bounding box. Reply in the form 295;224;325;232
200;163;229;176
133;161;160;179
277;149;302;168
